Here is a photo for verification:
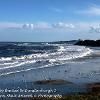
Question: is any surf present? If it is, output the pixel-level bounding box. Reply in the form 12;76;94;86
0;43;93;76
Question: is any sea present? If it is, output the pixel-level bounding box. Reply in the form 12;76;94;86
0;41;100;96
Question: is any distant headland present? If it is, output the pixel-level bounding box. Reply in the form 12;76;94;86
75;40;100;47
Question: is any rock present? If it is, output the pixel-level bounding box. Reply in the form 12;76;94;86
87;83;100;93
75;40;100;47
34;79;73;85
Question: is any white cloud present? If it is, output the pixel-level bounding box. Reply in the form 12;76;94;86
77;5;100;16
1;21;100;34
89;24;100;33
49;7;63;13
0;22;22;29
52;22;75;28
22;22;51;29
0;22;51;30
22;22;75;30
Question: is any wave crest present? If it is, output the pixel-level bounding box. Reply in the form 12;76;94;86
0;45;92;76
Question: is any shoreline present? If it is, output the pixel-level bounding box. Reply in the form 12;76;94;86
0;60;100;92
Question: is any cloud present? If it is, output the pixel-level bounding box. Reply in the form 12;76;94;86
0;22;22;29
0;22;75;30
1;21;100;34
22;22;75;30
89;24;100;33
77;5;100;16
49;7;63;13
52;22;75;28
22;22;51;29
0;22;51;30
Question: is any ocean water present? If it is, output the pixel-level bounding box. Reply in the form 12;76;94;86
0;42;92;76
0;42;100;94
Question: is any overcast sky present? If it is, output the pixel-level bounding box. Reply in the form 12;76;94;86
0;0;100;42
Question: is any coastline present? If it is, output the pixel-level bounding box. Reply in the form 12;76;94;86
0;59;100;94
0;41;100;99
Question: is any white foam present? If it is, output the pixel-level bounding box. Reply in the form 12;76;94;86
0;60;36;70
57;46;66;52
0;45;93;75
0;46;92;63
0;57;12;61
0;63;54;76
0;61;18;66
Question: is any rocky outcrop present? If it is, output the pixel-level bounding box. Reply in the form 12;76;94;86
75;40;100;47
34;79;73;85
87;83;100;93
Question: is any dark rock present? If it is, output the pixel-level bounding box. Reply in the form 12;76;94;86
87;83;100;93
75;40;100;47
34;79;73;85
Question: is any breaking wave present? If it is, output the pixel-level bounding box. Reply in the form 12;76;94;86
0;43;92;76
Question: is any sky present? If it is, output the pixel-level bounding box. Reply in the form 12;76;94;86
0;0;100;42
